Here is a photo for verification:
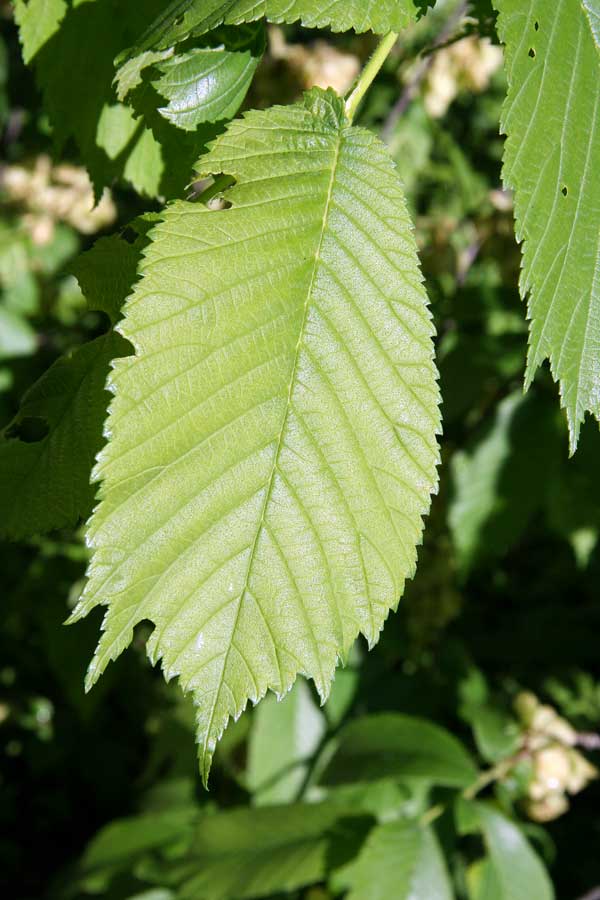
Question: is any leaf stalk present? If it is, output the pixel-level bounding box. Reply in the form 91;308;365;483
345;31;399;123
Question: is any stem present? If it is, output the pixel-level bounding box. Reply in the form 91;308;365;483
462;755;519;801
345;32;399;123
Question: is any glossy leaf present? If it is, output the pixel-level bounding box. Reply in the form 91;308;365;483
321;713;477;787
71;88;440;782
153;25;265;130
495;0;600;451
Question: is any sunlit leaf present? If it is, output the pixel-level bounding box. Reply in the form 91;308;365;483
495;0;600;451
70;88;440;782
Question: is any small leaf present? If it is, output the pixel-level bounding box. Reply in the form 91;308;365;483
321;713;477;788
71;88;440;782
494;0;600;451
153;25;265;130
334;820;452;900
466;706;521;765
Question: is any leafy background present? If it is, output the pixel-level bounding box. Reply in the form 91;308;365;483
1;0;600;897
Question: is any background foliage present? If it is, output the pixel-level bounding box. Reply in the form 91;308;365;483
1;1;599;898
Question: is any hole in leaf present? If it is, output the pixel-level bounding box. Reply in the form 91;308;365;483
5;416;49;443
207;197;232;211
528;47;536;58
562;185;568;197
534;20;539;31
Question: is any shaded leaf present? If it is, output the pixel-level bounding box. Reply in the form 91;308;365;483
321;713;477;787
0;332;130;539
15;0;212;198
80;807;197;890
13;0;66;63
72;233;143;326
247;679;326;805
175;803;371;900
449;391;561;572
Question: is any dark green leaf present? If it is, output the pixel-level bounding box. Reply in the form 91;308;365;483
0;332;130;539
321;713;477;788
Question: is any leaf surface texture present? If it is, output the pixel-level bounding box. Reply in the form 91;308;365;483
495;0;600;450
124;0;419;57
72;88;440;780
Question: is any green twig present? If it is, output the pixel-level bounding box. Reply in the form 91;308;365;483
345;32;399;123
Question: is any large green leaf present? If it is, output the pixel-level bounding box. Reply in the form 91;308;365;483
174;803;371;900
121;0;419;59
495;0;600;451
70;88;440;781
320;713;477;788
334;820;452;900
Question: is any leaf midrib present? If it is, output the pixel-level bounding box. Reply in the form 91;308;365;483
201;121;345;773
